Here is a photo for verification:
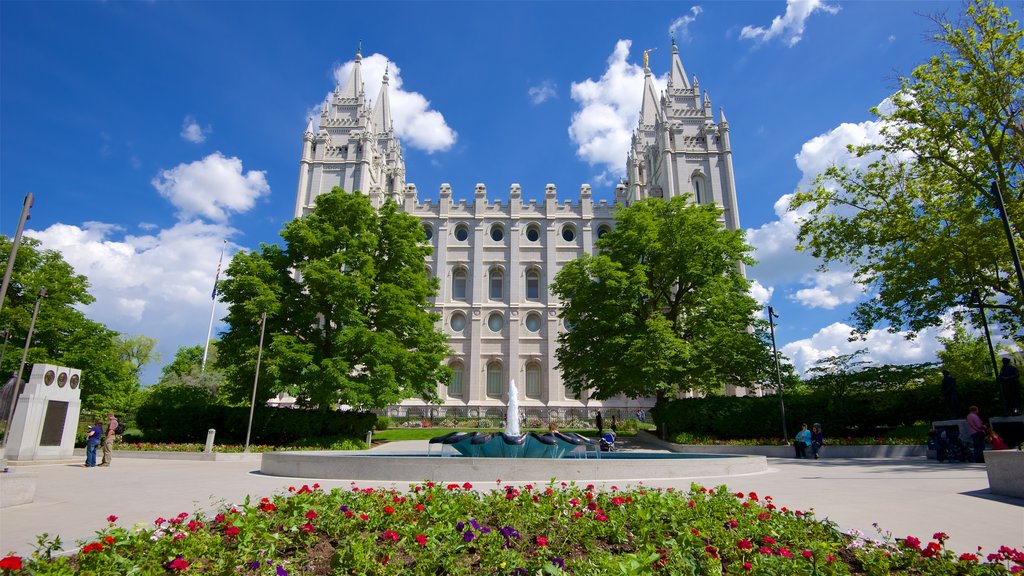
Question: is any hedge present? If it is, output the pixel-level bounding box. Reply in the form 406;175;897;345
135;385;377;444
650;378;1004;440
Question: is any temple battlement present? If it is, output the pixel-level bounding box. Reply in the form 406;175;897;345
401;182;624;219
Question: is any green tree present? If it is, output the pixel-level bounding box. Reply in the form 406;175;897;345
790;0;1024;337
0;236;135;411
550;196;772;402
158;343;225;393
803;349;936;397
937;320;1001;380
216;188;451;410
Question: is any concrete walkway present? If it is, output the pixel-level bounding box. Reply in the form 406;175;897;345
0;441;1021;558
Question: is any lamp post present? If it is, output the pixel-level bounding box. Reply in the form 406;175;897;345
767;306;788;442
1;287;46;468
244;312;267;453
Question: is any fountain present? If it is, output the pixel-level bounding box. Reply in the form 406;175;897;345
505;379;520;436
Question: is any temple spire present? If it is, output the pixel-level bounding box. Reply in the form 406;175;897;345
669;37;691;89
340;46;364;100
372;62;393;132
638;57;660;127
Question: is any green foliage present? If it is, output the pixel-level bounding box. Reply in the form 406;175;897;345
373;415;392;431
937;321;1001;381
158;343;225;394
0;236;138;412
135;384;221;443
551;196;772;401
652;376;1004;440
216;188;451;410
804;350;937;397
790;0;1024;338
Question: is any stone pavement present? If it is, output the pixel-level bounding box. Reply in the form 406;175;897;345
0;441;1021;558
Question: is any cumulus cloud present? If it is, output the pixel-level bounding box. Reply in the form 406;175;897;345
568;40;667;178
180;115;210;143
669;6;703;42
740;0;840;47
26;220;239;384
793;270;865;308
152;152;270;223
331;54;456;153
781;321;949;376
749;280;773;306
528;80;557;105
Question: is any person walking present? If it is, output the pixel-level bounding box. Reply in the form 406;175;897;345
965;406;986;464
998;358;1022;415
99;412;118;467
794;423;811;459
941;369;958;418
595;410;603;434
83;419;102;467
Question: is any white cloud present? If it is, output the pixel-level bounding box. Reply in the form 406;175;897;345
669;6;703;42
528;80;557;105
749;280;773;306
781;321;946;376
151;152;270;223
180;115;210;144
740;0;840;47
26;221;239;384
792;270;865;309
331;54;456;153
568;40;667;178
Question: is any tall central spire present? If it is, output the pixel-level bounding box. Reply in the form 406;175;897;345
340;45;364;100
668;37;691;90
372;62;393;133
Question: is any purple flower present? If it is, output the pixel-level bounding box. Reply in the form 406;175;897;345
276;565;289;576
339;505;348;513
247;561;260;570
463;530;475;543
470;519;482;531
456;521;465;532
551;557;566;570
512;569;528;576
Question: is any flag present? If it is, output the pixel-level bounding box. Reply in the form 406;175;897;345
211;240;226;300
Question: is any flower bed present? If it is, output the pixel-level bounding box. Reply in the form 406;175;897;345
2;482;1021;575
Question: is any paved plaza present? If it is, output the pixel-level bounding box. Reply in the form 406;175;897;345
1;440;1021;559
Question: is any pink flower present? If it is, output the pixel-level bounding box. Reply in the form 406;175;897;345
301;523;315;534
742;562;752;571
802;550;813;559
106;515;118;523
225;525;240;537
415;534;427;547
537;536;549;547
762;536;776;546
305;510;318;520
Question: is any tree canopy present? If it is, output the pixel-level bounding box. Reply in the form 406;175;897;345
216;188;451;410
790;0;1024;338
0;236;140;412
550;196;772;401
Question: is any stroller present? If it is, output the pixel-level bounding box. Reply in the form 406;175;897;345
935;428;973;463
599;432;616;452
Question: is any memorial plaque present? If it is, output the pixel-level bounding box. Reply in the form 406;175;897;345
40;400;69;446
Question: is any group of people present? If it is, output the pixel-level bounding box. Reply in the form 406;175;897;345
793;423;825;459
83;412;118;468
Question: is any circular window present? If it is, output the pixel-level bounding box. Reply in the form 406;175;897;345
525;313;542;332
561;225;576;242
70;374;80;389
526;225;540;242
454;224;469;242
423;224;433;241
57;372;68;388
597;225;611;239
487;313;504;332
490;225;504;242
450;312;467;332
44;370;55;386
563;318;572;331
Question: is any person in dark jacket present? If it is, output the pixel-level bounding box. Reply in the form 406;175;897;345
810;423;826;459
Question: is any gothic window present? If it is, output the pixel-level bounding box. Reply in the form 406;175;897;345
564;384;576;400
454;224;470;242
449;311;467;332
525;224;541;242
489;268;504;300
692;172;706;204
448;362;464;397
526;269;541;301
561;225;576;242
490;224;504;242
452;268;468;301
423;224;433;241
486;362;503;398
487;312;504;332
524;312;542;333
525;363;542;399
597;225;611;239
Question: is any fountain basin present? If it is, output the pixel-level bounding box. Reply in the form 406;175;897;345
260;451;767;482
429;431;593;458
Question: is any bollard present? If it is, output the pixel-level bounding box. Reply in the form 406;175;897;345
366;430;373;449
205;429;216;454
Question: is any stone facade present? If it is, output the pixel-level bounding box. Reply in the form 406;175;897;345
294;42;747;419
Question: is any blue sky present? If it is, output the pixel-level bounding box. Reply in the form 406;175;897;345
3;0;1011;384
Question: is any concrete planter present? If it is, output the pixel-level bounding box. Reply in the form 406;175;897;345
984;449;1024;498
637;431;927;458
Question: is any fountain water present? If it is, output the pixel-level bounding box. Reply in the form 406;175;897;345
505;379;520;436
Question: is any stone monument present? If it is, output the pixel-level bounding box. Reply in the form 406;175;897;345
4;363;82;462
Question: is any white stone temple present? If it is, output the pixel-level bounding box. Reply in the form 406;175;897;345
293;42;747;420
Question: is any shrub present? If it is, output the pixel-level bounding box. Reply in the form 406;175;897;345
135;385;220;443
373;416;392;431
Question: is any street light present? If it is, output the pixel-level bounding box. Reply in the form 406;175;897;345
244;312;268;453
767;306;788;442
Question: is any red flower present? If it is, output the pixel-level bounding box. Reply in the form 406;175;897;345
462;482;473;490
168;555;189;571
415;503;425;511
737;539;753;550
827;554;836;563
384;506;395;514
705;546;719;559
933;532;949;542
81;542;104;554
359;513;369;521
742;562;752;571
106;515;118;523
537;536;549;547
903;536;922;551
305;510;318;520
778;547;793;558
959;553;979;563
225;525;240;537
104;536;115;545
382;530;399;542
415;534;427;547
611;497;626;506
802;550;813;559
0;556;22;570
301;523;315;533
758;546;773;555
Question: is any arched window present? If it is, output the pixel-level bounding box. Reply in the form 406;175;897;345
423;224;433;241
526;269;541;301
448;362;464;397
692;172;706;204
525;363;542;398
486;362;503;398
454;224;469;242
597;225;611;239
490;224;504;242
489;268;504;300
452;268;468;301
561;225;576;242
564;384;576;400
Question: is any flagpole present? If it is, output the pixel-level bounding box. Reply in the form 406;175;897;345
202;240;227;373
